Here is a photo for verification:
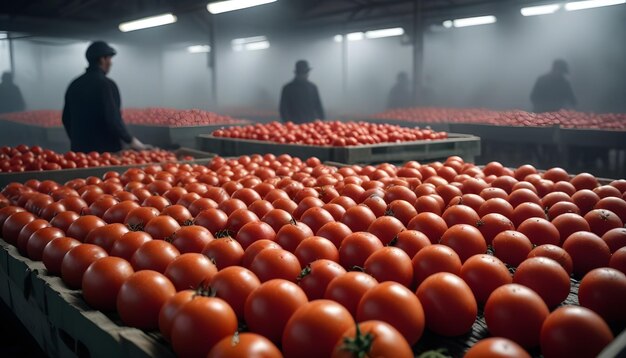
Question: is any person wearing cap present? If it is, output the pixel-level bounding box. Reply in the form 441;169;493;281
62;41;148;153
279;60;325;123
530;59;577;113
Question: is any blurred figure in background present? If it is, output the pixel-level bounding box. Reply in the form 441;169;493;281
279;60;325;123
387;71;413;109
530;59;577;113
63;41;148;153
0;72;25;113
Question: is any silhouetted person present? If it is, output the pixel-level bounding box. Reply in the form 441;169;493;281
279;60;325;123
63;41;148;153
387;72;413;109
0;72;25;113
531;59;577;113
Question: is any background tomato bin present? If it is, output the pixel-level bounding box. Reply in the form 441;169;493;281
197;133;481;164
0;239;175;358
0;147;214;188
127;123;249;150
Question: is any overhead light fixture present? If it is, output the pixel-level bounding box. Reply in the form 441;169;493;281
188;45;211;53
521;4;561;16
346;32;364;41
119;13;177;32
442;15;497;28
565;0;625;11
231;36;270;51
365;27;405;39
207;0;277;14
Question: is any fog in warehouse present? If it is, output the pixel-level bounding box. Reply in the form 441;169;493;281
1;2;624;115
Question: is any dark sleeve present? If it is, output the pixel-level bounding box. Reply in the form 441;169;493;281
15;87;25;112
62;89;72;140
313;85;325;120
279;85;289;122
565;80;577;106
102;80;133;143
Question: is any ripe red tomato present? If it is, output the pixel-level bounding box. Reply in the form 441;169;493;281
341;205;376;232
170;296;238;358
407;212;448;244
387;229;431;258
338;232;383;270
208;266;260;320
82;256;134;311
357;281;425;345
464;337;530;358
484;284;550;348
297;259;346;300
244;279;308;344
109;231;152;261
117;270;176;330
367;216;406;245
124;206;159;231
60;243;108;289
332;320;413;358
250;248;301;283
282;299;354;358
492;230;533;267
131;240;180;273
540;306;613;358
578;267;626;323
364;246;413;287
416;272;477;336
26;226;65;261
517;217;560;246
66;215;106;242
610;247;626;274
42;236;81;275
477;213;514;245
164;253;217;291
316;221;352;248
2;211;36;245
513;257;570;307
169;225;213;254
202;237;244;269
527;244;574;275
511;202;546;228
602;227;626;253
461;254;512;303
323;271;378;318
193;208;228;234
158;290;195;341
84;223;129;253
235;221;276;250
16;218;50;255
143;215;181;241
207;333;282;358
294;235;339;266
562;231;611;277
411;244;462;287
584;208;623;236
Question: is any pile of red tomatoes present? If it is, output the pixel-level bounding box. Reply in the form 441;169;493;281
375;107;626;130
212;121;448;146
0;145;187;172
1;154;625;357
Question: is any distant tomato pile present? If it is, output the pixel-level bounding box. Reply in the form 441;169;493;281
0;108;247;128
375;107;626;130
0;145;187;172
1;153;625;357
212;121;448;146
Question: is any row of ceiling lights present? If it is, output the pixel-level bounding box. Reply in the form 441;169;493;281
115;0;624;53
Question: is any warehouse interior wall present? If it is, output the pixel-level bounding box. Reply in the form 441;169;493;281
423;5;626;112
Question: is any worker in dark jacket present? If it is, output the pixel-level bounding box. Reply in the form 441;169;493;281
62;41;147;153
0;72;26;113
279;60;325;123
530;59;577;113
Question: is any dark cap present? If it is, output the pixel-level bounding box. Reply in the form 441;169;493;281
295;60;311;74
552;59;569;74
86;41;116;62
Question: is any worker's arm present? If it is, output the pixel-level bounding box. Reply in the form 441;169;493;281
565;81;577;107
62;91;72;140
313;85;325;120
15;87;25;112
102;80;133;144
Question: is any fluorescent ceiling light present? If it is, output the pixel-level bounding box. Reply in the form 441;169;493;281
565;0;625;11
119;13;177;32
334;35;343;43
207;0;276;14
365;27;404;39
188;45;211;53
521;4;561;16
442;20;453;28
452;15;497;27
346;32;364;41
231;36;269;51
